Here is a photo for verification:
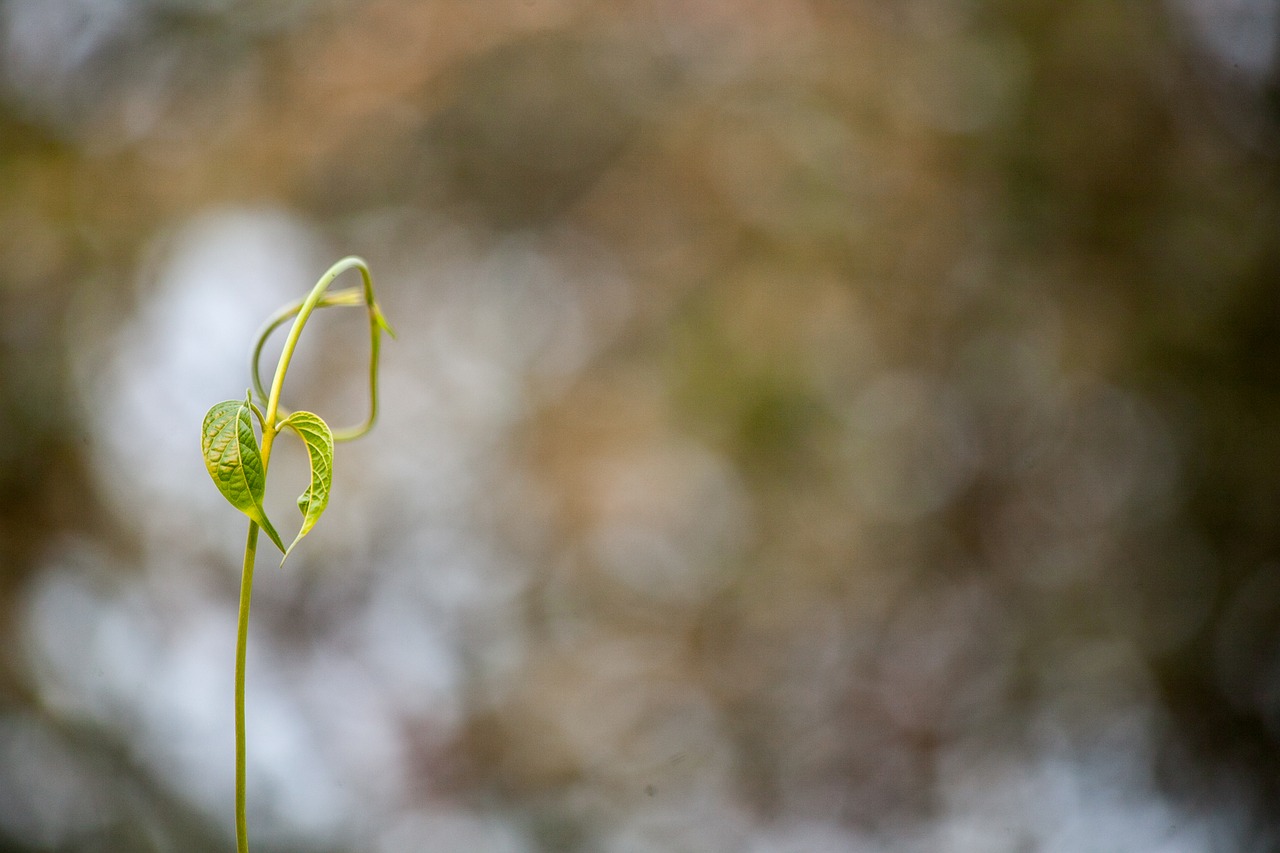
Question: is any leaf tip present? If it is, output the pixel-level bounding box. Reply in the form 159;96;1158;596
374;305;397;339
259;516;287;555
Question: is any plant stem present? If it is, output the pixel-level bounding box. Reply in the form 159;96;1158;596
232;257;388;850
235;522;260;853
232;259;353;852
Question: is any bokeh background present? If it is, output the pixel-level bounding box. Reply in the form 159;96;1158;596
2;1;1280;850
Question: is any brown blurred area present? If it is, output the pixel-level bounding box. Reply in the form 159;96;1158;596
2;0;1280;850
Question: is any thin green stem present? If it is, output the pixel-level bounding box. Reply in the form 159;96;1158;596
235;522;260;853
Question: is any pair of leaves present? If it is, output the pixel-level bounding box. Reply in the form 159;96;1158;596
201;395;334;563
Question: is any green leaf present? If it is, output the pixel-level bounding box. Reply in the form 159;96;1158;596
202;396;286;554
279;410;334;561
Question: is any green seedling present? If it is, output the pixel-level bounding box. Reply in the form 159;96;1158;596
200;256;394;852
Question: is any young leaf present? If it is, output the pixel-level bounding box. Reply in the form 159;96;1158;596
202;396;287;553
279;410;334;561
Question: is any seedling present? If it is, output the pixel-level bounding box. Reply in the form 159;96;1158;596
200;257;394;852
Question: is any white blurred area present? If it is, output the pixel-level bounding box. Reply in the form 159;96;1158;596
1173;0;1279;79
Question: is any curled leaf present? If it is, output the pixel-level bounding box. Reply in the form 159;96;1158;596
279;410;334;562
202;396;286;553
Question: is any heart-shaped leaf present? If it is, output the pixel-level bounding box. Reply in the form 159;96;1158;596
279;410;334;561
202;395;286;554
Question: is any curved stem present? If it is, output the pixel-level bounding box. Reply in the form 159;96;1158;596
249;256;393;443
249;288;362;421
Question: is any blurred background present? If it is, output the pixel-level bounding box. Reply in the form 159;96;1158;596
2;0;1280;850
